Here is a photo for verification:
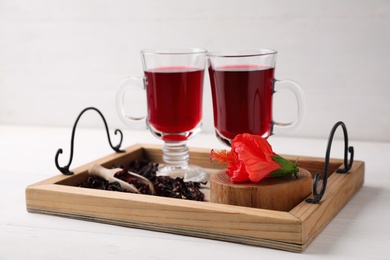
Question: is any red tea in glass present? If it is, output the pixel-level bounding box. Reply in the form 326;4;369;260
209;65;274;140
208;49;306;146
145;66;204;135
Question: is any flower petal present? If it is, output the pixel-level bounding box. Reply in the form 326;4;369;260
228;160;249;182
233;134;280;183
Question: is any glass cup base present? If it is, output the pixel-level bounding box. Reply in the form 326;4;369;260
157;165;209;183
215;128;273;147
215;129;233;146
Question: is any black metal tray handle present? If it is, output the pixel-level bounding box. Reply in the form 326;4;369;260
55;107;125;175
306;121;354;204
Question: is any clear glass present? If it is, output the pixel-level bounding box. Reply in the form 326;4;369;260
117;48;208;182
207;49;306;146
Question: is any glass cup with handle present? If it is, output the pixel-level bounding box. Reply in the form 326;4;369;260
116;48;208;182
207;49;306;146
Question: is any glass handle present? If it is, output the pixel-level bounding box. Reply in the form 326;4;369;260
116;76;147;127
272;79;306;135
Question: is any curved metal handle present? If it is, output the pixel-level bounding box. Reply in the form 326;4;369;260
306;121;354;204
55;107;125;175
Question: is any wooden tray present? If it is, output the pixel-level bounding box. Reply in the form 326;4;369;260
25;144;365;252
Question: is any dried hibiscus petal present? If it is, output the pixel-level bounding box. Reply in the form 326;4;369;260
78;159;205;201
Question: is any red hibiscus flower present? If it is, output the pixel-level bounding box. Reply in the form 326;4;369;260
211;133;298;183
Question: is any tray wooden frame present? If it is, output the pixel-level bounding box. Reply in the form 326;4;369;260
25;144;365;252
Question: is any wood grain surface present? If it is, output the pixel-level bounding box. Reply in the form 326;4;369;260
210;168;312;211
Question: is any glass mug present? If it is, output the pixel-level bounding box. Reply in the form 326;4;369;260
207;49;306;146
116;48;208;182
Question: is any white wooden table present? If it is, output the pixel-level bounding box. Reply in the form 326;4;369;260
1;125;389;259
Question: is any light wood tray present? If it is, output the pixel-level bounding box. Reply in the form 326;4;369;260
25;144;365;253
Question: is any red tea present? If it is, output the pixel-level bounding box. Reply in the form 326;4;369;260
209;65;274;140
145;66;204;140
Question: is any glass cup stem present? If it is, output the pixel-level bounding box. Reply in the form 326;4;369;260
158;141;208;182
162;141;189;166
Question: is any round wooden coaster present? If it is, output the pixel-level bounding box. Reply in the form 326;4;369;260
210;168;312;211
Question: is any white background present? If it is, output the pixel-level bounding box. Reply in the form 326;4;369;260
1;0;389;142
